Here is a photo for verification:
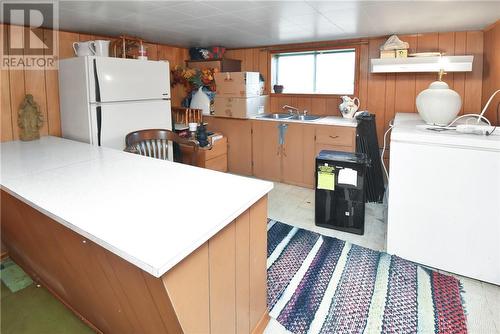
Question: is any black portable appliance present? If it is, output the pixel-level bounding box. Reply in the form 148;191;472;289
315;150;369;235
355;113;385;203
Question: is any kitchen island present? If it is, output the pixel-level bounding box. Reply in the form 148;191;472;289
0;136;273;333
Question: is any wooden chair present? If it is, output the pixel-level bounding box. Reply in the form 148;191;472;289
124;129;199;166
172;107;203;126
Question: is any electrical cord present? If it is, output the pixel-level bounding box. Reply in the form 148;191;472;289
447;113;492;127
485;102;499;136
381;120;394;182
478;89;500;123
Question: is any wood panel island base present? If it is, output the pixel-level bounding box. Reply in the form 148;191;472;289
1;191;269;334
0;136;273;334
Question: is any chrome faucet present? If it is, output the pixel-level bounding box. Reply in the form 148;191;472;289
282;105;300;117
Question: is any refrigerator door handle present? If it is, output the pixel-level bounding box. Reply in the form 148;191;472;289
93;59;102;146
96;106;102;146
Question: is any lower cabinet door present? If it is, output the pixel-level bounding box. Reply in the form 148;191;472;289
252;121;281;182
205;117;253;176
282;123;306;186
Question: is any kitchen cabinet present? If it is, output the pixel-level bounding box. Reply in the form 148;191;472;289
302;125;317;187
288;124;355;188
204;116;253;176
315;125;356;148
252;121;356;188
282;123;308;186
205;116;357;188
252;121;355;188
180;137;228;172
252;120;281;181
310;125;356;187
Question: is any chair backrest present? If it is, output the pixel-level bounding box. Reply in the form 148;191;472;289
124;129;199;165
172;107;203;126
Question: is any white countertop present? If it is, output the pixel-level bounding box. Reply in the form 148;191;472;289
208;114;358;127
0;136;273;277
392;113;500;151
251;115;358;127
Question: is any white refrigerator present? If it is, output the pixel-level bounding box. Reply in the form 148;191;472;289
58;56;172;150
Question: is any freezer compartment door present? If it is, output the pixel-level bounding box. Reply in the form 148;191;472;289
89;57;170;102
59;57;93;143
90;100;172;151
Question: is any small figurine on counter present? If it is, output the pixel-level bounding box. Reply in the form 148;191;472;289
18;94;43;141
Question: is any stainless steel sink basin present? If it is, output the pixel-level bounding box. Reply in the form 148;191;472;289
258;113;293;120
289;115;321;121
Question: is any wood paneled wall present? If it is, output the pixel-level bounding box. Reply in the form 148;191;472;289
2;25;494;147
226;30;487;144
0;24;188;142
482;20;500;125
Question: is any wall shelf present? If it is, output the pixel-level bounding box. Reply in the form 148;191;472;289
370;55;474;73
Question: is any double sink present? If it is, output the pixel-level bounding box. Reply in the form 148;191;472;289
257;113;321;122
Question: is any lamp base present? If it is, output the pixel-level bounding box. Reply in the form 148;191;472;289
416;80;462;126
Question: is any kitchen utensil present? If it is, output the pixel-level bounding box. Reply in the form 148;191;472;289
72;41;96;57
94;40;110;57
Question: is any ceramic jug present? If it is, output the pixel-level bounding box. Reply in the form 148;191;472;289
73;41;96;57
339;96;360;119
94;40;110;57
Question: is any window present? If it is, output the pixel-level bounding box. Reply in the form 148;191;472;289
271;48;357;95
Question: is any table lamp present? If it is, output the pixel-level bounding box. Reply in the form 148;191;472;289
416;56;473;126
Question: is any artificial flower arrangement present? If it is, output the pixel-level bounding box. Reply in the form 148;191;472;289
170;65;218;94
171;65;218;108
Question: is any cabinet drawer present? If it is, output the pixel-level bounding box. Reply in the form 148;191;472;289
315;126;356;147
205;154;228;172
203;137;227;160
315;143;355;154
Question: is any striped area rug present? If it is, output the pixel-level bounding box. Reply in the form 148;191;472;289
267;220;467;334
